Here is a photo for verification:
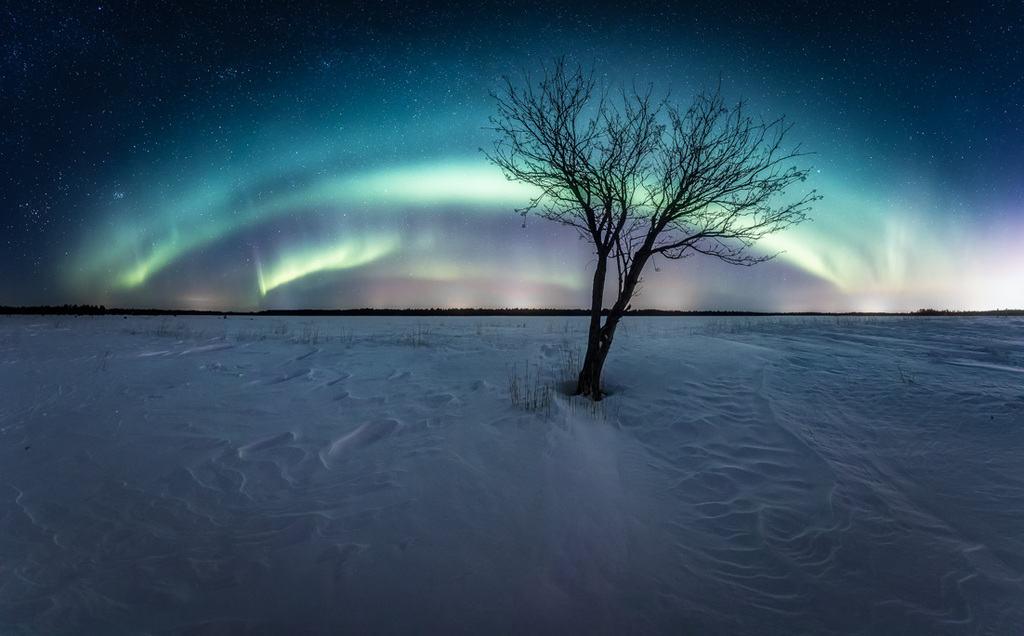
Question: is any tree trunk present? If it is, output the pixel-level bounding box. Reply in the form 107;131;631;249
576;253;608;398
576;326;614;400
575;249;650;401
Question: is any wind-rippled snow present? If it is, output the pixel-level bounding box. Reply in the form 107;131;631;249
1;315;1022;634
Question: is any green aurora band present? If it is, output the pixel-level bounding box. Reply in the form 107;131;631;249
72;161;540;296
68;158;1024;311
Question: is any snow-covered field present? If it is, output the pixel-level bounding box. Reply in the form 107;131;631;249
1;315;1022;635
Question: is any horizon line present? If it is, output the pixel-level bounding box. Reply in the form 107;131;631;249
2;305;1022;317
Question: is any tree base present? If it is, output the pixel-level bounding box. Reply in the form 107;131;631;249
574;379;604;402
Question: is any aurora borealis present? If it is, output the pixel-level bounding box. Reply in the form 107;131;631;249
3;2;1022;311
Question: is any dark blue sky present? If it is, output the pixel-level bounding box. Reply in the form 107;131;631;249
3;1;1022;310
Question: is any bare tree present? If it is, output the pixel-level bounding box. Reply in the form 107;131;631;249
487;60;819;400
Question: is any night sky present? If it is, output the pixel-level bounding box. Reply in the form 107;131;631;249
3;1;1022;311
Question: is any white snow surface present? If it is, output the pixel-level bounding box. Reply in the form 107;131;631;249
1;315;1022;634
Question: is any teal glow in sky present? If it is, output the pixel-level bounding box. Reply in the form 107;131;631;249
3;2;1022;310
71;162;538;294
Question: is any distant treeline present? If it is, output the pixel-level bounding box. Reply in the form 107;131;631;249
912;308;1024;316
2;304;1022;317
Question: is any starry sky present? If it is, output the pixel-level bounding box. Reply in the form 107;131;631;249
3;1;1022;311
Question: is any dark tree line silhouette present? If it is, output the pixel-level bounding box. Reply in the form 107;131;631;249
3;306;1018;318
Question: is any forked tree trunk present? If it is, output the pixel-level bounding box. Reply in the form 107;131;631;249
575;250;649;401
576;253;609;399
576;326;614;400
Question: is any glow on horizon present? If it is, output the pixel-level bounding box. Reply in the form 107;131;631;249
410;261;583;291
762;179;1024;310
